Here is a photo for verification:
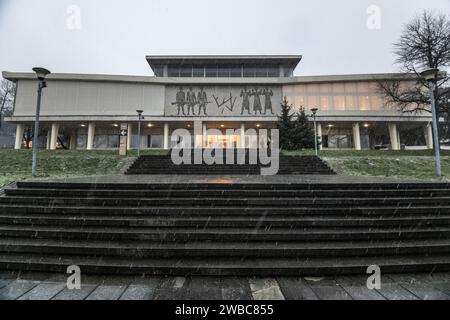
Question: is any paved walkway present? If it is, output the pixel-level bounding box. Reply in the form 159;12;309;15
23;174;445;185
0;271;449;300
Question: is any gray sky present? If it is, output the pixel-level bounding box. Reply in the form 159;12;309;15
0;0;449;76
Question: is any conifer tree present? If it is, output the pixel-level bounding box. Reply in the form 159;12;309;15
276;98;295;150
292;107;315;149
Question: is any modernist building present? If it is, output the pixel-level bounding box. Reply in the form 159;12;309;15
3;55;433;150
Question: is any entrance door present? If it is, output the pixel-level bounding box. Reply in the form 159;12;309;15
206;134;239;149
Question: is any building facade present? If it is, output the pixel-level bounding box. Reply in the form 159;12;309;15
3;55;433;150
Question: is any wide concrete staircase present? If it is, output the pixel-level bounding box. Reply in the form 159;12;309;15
126;150;335;175
0;181;450;275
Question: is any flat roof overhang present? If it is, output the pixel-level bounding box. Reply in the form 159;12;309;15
146;55;303;74
3;116;280;123
146;55;303;65
4;113;432;124
2;71;416;85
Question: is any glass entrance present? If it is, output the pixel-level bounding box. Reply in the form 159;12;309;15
206;134;240;149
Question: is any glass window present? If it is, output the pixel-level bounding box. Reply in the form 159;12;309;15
243;66;256;77
359;95;371;110
345;95;357;110
294;85;305;94
205;65;218;77
345;82;357;94
94;135;108;148
77;135;87;149
267;66;279;77
229;65;242;77
153;65;164;77
218;65;230;78
328;135;352;148
319;83;332;94
320;96;331;111
357;82;370;94
371;95;384;110
332;83;345;94
283;68;294;77
307;96;319;107
130;134;139;148
333;96;346;110
167;65;180;77
254;65;267;77
107;135;119;148
308;84;320;94
294;96;307;109
150;135;163;148
193;66;205;77
179;65;192;77
368;82;379;94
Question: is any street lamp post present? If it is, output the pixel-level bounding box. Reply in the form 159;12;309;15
31;67;51;178
420;69;447;177
311;108;319;156
136;110;144;157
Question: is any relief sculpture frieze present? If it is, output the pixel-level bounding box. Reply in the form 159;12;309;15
165;86;281;117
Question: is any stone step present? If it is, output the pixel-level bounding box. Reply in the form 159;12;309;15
0;225;449;241
1;238;450;258
16;181;450;190
129;163;330;168
2;177;450;276
2;196;450;207
130;163;329;167
1;204;448;217
126;171;336;175
0;214;449;228
1;253;450;276
6;188;450;198
126;154;336;175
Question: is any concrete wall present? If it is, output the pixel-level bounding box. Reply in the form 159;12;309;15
14;80;165;117
10;76;430;124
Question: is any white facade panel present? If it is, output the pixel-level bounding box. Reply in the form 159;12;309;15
13;79;165;117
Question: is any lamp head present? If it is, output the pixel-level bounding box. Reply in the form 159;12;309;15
310;108;318;115
136;110;144;116
420;68;447;83
32;67;51;81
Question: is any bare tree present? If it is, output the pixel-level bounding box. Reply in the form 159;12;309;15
377;11;450;120
0;79;16;129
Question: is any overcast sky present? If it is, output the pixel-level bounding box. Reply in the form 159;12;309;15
0;0;448;77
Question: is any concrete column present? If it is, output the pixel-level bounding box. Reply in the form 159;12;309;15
87;123;95;150
163;123;170;150
424;123;433;149
317;123;323;150
194;122;202;148
14;124;24;150
202;123;207;148
352;123;361;150
240;123;246;148
127;123;133;150
388;123;400;150
46;131;51;150
50;123;59;150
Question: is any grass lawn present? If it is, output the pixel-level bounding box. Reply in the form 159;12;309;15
0;149;168;187
284;149;450;180
0;149;448;187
